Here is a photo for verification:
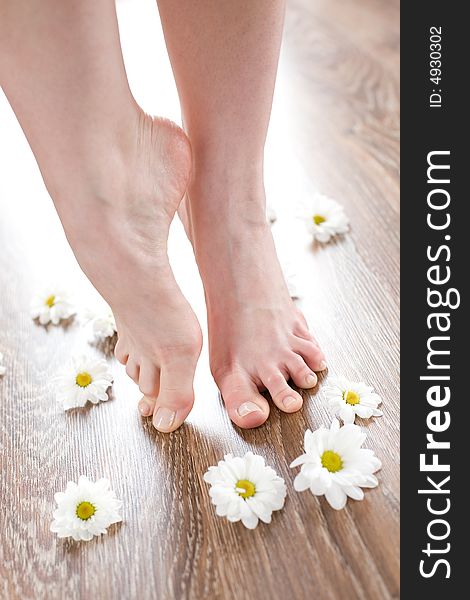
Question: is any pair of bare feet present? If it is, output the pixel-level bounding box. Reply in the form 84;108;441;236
52;109;326;432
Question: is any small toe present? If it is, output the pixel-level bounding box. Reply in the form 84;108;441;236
294;338;327;372
286;356;318;389
125;358;140;383
152;357;195;433
138;360;160;397
138;395;156;417
137;362;160;416
217;370;270;428
114;338;129;365
262;370;303;413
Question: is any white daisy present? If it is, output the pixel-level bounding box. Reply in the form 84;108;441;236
51;475;122;541
204;451;287;529
31;287;75;325
325;376;383;424
57;355;113;410
0;352;5;376
304;194;349;243
91;308;117;340
290;419;381;510
266;204;277;224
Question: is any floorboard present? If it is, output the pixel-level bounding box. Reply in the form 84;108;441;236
0;0;399;598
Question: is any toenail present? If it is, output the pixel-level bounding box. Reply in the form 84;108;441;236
237;401;263;417
305;373;317;387
319;360;327;371
139;401;151;417
282;396;299;409
154;407;176;432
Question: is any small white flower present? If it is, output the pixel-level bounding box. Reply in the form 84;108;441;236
0;352;6;376
51;475;122;541
31;288;75;325
57;355;113;410
91;308;117;340
303;194;349;243
204;451;287;529
266;204;277;224
290;419;381;510
325;376;383;424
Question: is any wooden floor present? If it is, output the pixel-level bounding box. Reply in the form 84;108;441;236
0;0;399;598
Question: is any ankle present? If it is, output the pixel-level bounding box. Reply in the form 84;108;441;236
189;167;267;221
190;142;264;183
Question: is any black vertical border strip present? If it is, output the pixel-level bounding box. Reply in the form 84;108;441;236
401;2;465;596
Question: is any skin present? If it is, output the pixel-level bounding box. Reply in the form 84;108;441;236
0;0;202;432
140;0;327;427
0;0;326;433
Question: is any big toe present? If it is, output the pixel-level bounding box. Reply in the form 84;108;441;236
152;359;196;433
217;370;270;429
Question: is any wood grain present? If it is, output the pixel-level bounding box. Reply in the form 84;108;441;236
0;0;399;598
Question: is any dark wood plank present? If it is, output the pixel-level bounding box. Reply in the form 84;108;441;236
0;0;399;598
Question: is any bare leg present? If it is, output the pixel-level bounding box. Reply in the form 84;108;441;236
151;0;326;428
0;0;202;432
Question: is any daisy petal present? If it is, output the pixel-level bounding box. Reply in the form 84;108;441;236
325;483;348;510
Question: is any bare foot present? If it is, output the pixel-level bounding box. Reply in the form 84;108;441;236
175;166;326;429
45;110;202;432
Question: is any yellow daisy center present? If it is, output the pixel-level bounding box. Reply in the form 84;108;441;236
313;214;326;225
45;295;56;307
321;450;343;473
76;501;96;520
343;390;360;405
235;479;256;499
75;372;92;387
